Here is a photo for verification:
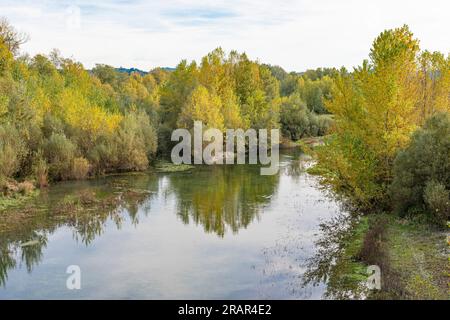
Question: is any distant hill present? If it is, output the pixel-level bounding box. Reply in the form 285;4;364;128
116;67;148;75
116;67;175;75
159;67;176;72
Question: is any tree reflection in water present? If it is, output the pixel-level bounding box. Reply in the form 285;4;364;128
301;210;369;299
0;173;158;286
0;149;359;299
0;162;280;286
167;164;279;237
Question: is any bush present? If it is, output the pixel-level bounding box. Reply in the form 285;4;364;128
0;124;26;178
280;95;311;140
317;114;333;136
308;112;319;136
17;181;35;195
390;113;450;220
71;157;90;180
424;180;449;225
280;94;332;140
157;124;175;156
20;121;44;175
88;141;116;174
42;113;65;138
43;133;76;180
113;111;156;171
0;178;18;195
33;152;49;188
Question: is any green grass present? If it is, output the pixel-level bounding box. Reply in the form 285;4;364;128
378;215;448;299
0;190;39;212
315;212;448;300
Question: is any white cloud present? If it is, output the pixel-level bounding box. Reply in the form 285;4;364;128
1;0;449;71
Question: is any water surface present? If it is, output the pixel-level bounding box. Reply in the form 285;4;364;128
0;150;348;299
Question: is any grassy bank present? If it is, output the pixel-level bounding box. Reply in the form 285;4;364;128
328;213;448;299
373;215;448;299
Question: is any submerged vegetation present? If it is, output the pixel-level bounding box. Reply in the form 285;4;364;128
154;160;194;173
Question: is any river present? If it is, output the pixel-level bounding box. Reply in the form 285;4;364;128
0;149;350;299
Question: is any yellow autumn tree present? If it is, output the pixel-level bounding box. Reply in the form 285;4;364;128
417;51;450;122
56;88;122;136
315;25;447;208
177;85;224;131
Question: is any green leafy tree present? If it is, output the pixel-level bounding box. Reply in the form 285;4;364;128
390;113;450;223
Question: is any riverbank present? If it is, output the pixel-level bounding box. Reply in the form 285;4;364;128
368;215;448;299
280;135;327;150
323;213;448;299
303;137;448;300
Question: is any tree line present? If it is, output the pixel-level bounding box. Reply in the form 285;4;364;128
1;18;448;224
0;18;332;195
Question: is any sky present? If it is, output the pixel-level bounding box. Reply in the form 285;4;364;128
1;0;449;72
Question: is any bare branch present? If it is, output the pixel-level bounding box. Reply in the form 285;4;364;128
0;17;29;55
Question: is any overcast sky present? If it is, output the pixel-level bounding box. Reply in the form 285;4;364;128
1;0;449;72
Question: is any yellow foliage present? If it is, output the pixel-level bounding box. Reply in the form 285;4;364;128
56;88;122;135
177;85;224;130
317;25;449;208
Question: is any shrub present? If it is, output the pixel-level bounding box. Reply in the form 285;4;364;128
0;124;26;178
0;178;18;195
33;153;49;188
280;94;332;140
112;111;157;171
136;111;158;158
71;157;90;180
307;112;319;136
88;141;116;174
423;180;449;225
43;133;76;180
280;95;311;140
157;124;175;156
42;113;65;138
20;121;44;175
317;114;333;136
17;181;35;195
390;113;450;219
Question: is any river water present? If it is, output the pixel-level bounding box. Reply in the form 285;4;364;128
0;149;349;299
